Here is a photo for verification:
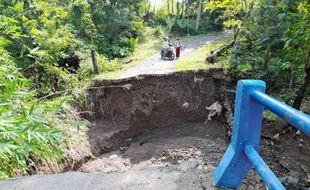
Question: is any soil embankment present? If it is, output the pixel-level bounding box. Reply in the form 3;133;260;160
87;69;225;156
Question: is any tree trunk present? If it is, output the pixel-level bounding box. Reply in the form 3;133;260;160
91;49;99;75
233;26;239;43
289;63;295;89
176;2;180;19
263;44;272;69
293;49;310;110
180;0;185;18
195;0;203;31
153;0;156;13
167;0;170;12
243;0;248;9
171;0;174;14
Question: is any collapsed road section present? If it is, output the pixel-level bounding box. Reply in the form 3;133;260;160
1;69;308;190
87;69;226;156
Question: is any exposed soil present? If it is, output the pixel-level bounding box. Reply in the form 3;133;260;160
0;121;265;190
87;69;225;156
0;69;309;190
259;120;310;189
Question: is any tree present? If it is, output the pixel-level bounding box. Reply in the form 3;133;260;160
195;0;203;31
293;50;310;109
167;0;170;12
204;0;242;41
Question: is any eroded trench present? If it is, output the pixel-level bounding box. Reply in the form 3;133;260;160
75;69;309;190
79;69;235;189
77;69;256;189
87;69;227;156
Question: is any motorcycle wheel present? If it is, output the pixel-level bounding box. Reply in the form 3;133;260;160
169;52;175;60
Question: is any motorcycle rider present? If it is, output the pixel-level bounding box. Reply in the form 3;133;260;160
163;37;172;57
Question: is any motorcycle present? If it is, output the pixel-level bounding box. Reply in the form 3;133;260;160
160;44;175;60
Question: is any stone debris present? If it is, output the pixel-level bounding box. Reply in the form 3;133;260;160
158;148;202;164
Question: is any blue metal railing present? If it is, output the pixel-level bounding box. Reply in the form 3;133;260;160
213;80;310;190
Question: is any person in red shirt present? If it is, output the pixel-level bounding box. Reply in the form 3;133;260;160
175;38;181;59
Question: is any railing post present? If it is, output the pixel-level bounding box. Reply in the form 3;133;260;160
213;80;266;188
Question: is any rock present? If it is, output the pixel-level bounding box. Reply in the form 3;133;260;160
182;102;190;109
273;133;280;141
247;185;255;190
279;177;287;183
108;154;118;160
139;141;144;145
287;176;299;186
125;138;132;142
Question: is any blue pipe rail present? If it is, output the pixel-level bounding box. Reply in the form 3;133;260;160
251;91;310;135
244;145;285;190
213;80;310;189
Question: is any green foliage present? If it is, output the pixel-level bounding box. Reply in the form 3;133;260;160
0;1;89;179
68;0;96;40
154;7;170;26
91;0;146;58
0;45;63;179
171;18;193;35
201;0;310;111
151;0;225;35
112;37;140;58
175;39;228;71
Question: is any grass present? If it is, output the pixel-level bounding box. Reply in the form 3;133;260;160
96;30;163;79
95;39;162;79
175;38;232;72
96;28;229;79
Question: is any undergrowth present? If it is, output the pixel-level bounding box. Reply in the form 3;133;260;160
175;39;231;72
0;47;88;180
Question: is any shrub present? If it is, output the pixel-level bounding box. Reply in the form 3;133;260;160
154;7;170;26
0;47;65;179
170;18;196;36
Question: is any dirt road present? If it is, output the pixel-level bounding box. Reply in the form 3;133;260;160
0;121;266;190
119;32;232;79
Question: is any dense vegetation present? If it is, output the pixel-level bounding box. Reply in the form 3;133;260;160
208;0;310;108
0;0;309;180
0;0;151;179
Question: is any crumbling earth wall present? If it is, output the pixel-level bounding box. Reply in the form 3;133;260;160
87;69;225;156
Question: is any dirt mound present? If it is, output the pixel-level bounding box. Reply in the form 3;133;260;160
87;69;225;156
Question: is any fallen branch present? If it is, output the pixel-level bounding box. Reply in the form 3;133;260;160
38;84;132;101
205;40;235;64
122;59;133;64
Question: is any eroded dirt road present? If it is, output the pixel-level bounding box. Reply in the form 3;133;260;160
0;122;225;190
0;121;267;190
119;32;232;79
